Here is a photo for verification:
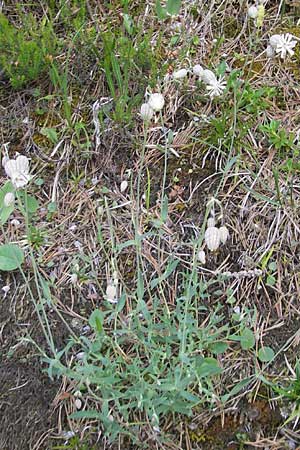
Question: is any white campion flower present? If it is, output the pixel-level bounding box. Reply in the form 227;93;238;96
271;33;297;59
140;103;154;121
269;34;282;49
173;68;188;80
202;69;217;85
3;192;15;207
248;5;258;19
193;64;204;78
205;77;227;98
219;226;229;244
4;155;31;189
205;226;221;251
148;93;165;112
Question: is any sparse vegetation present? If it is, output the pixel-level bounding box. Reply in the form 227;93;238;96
1;1;300;449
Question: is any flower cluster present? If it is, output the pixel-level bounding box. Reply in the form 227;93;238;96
171;63;227;98
140;93;165;121
267;33;298;59
193;65;226;99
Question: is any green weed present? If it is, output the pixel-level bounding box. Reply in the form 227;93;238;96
0;13;57;88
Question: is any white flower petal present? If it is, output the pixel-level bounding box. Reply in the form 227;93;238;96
193;64;204;77
4;159;17;178
16;155;30;175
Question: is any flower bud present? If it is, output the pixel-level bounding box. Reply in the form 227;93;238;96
207;217;215;228
266;45;275;58
269;34;282;49
148;93;165;112
4;192;15;207
202;69;217;85
205;226;220;251
248;5;258;19
219;226;229;244
193;64;204;78
173;68;188;80
198;250;206;264
120;180;128;192
140;103;154;121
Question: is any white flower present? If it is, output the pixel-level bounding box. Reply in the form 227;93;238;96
173;68;188;80
198;250;206;264
4;155;31;189
69;273;78;284
274;33;297;59
269;34;282;49
202;69;217;85
106;283;118;303
3;192;15;207
206;77;227;98
248;5;258;19
148;93;165;112
219;226;229;244
205;226;220;251
193;64;204;78
266;44;275;58
10;218;20;227
120;180;128;192
140;103;154;121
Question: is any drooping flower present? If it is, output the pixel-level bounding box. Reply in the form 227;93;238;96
193;64;204;78
148;93;165;112
4;155;31;189
140;103;154;121
3;192;15;207
248;5;258;19
269;34;282;49
219;226;229;244
270;33;297;59
205;226;220;251
173;68;188;80
202;69;217;85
